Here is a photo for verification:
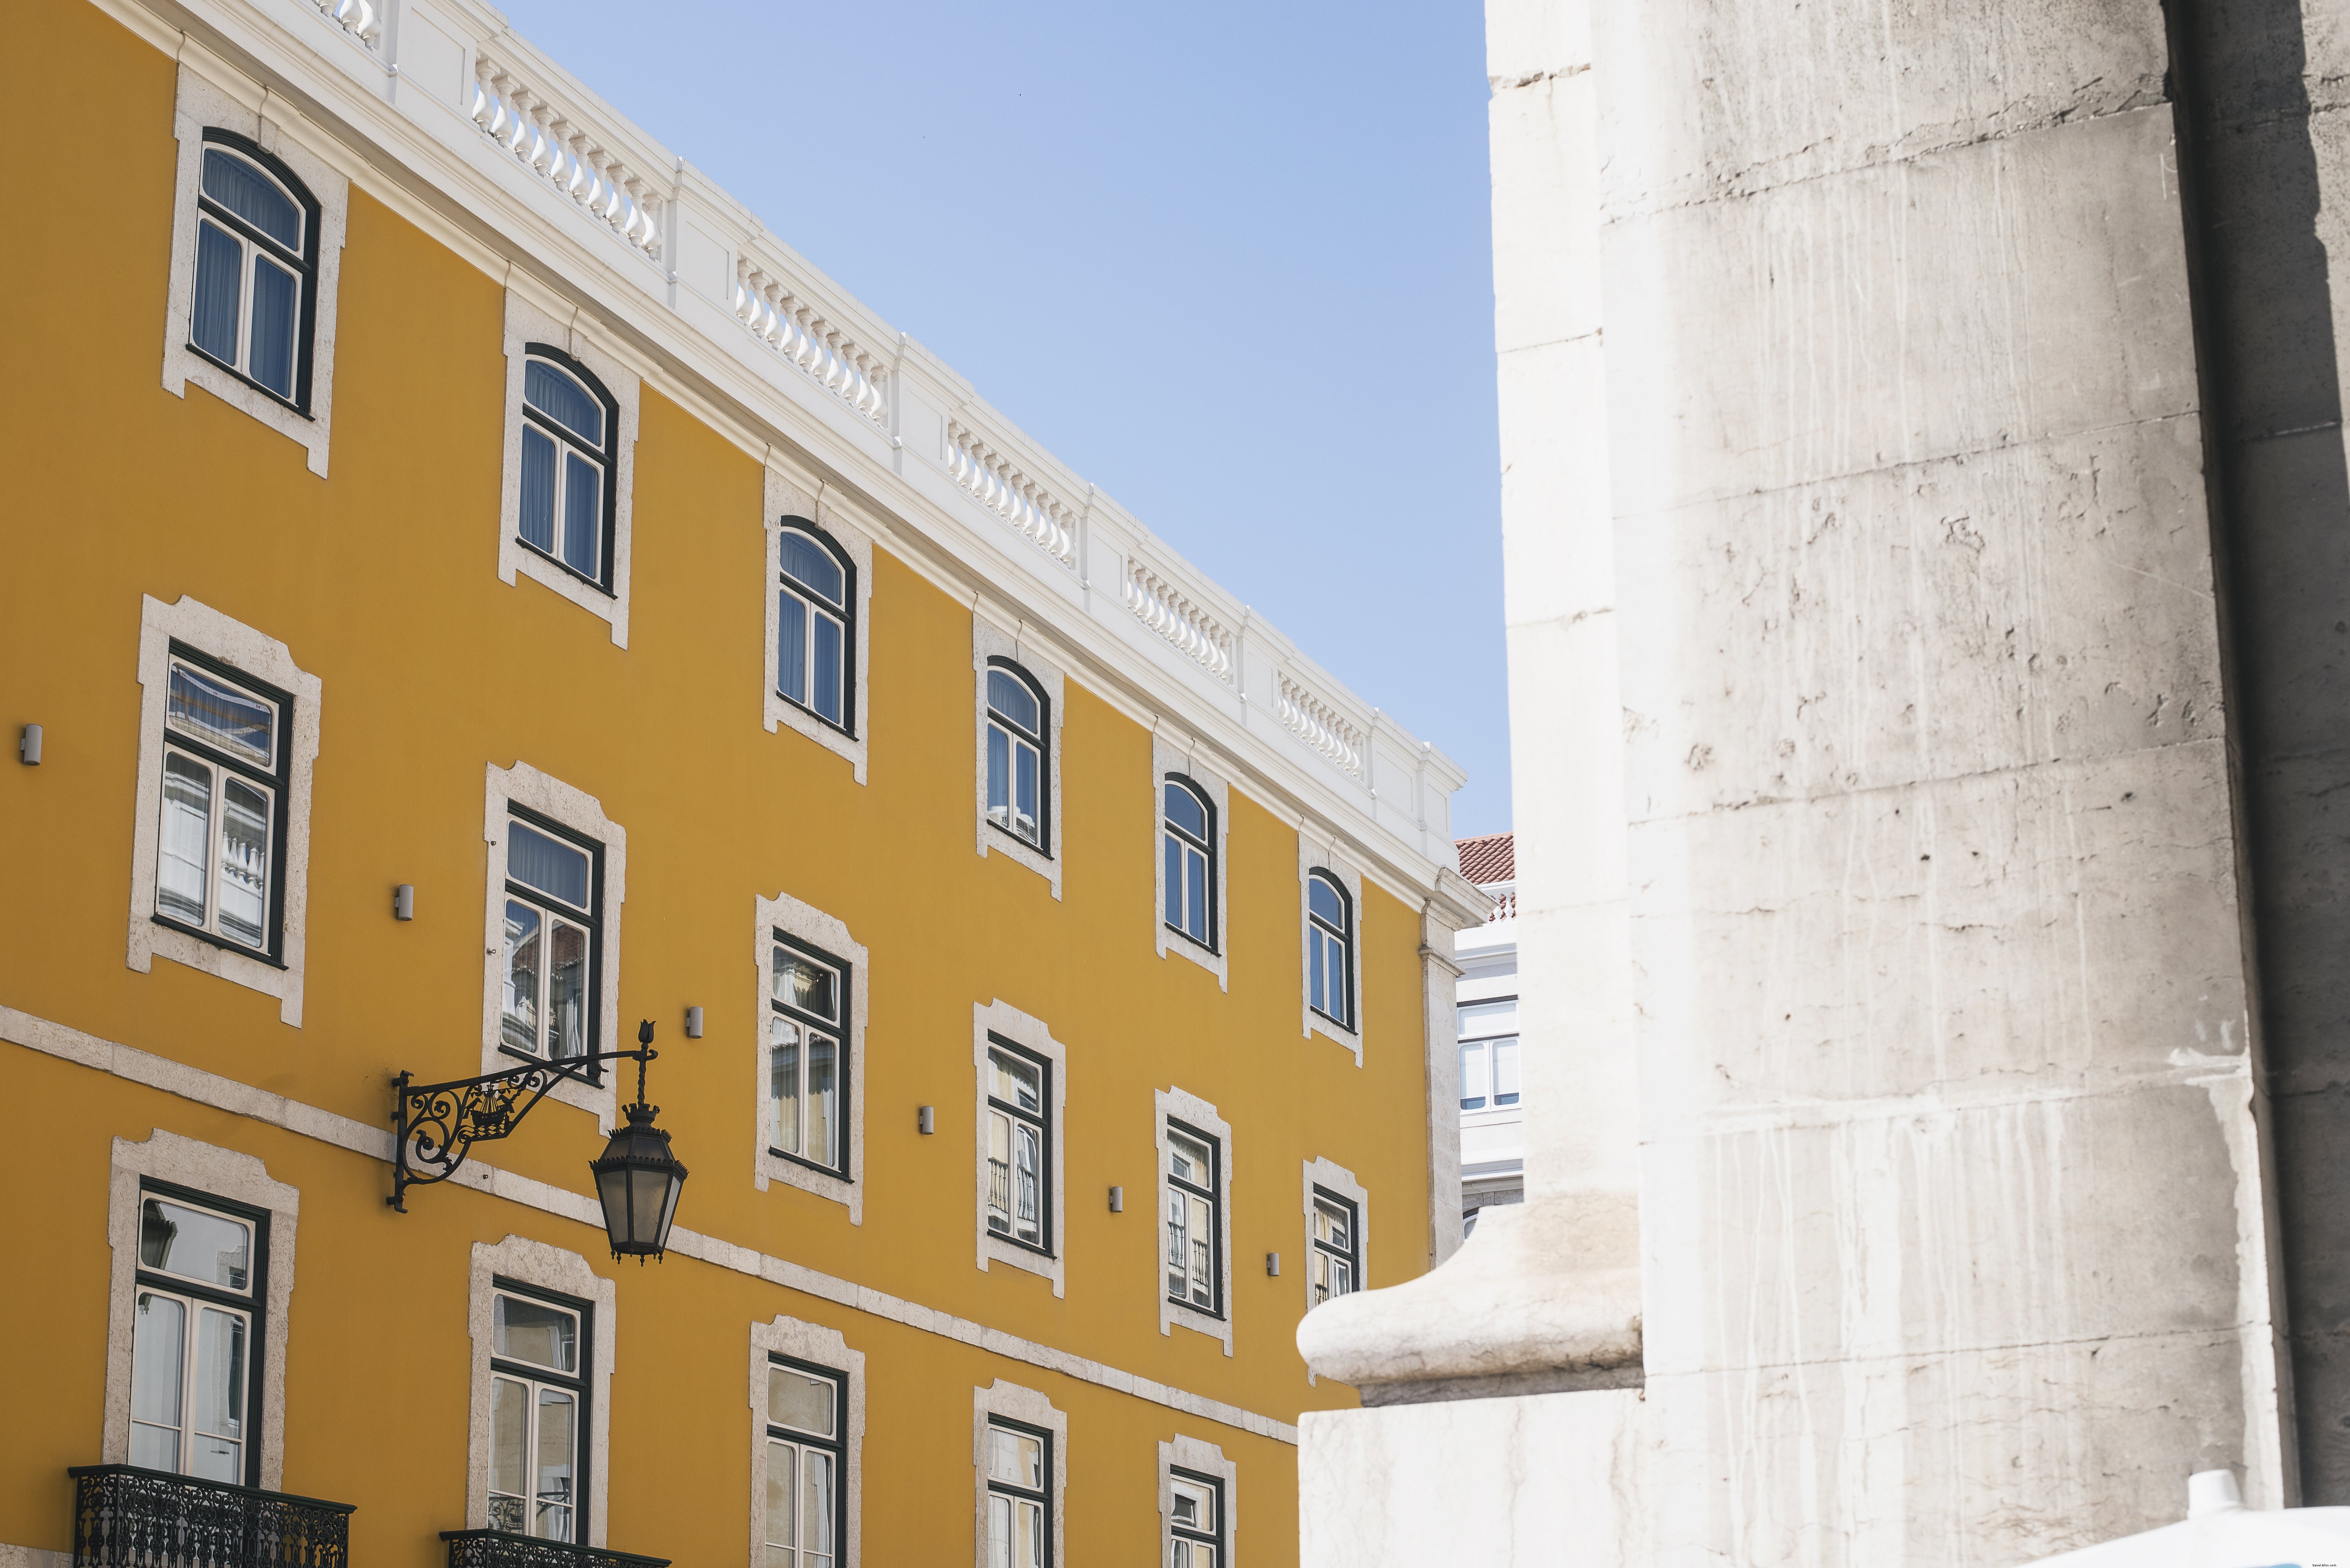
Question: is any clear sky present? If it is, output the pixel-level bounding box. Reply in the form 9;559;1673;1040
494;0;1511;837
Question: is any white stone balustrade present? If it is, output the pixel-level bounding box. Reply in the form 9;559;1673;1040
1123;564;1233;681
733;265;888;427
470;59;663;259
1278;676;1365;778
945;422;1075;566
310;0;381;46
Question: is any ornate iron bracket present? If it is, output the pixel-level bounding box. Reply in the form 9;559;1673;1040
390;1023;660;1212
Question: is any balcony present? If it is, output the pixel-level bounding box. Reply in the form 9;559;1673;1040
69;1466;354;1568
441;1530;670;1568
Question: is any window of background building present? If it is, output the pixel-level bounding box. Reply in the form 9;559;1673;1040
487;1285;588;1543
1306;871;1353;1031
516;350;618;590
501;814;603;1069
1168;1470;1224;1568
1165;1125;1223;1317
188;137;317;408
764;1358;844;1568
129;1187;264;1484
985;1419;1051;1568
1458;998;1520;1112
1309;1189;1359;1309
1163;778;1216;950
155;651;292;960
985;663;1049;852
770;937;847;1175
778;528;853;732
986;1041;1052;1253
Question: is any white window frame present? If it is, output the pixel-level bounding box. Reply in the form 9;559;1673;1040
466;1236;616;1547
485;1286;589;1542
1159;1435;1237;1568
974;1000;1068;1297
161;65;346;478
498;288;639;646
749;1315;865;1568
1155;1088;1235;1357
972;617;1065;900
103;1132;298;1491
127;595;321;1027
971;1381;1065;1568
755;890;869;1221
481;763;627;1127
1151;737;1229;989
764;466;872;783
1301;1158;1369;1323
1297;840;1365;1066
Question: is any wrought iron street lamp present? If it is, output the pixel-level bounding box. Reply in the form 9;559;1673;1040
390;1020;690;1261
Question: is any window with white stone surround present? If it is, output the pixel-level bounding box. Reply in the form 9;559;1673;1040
1297;839;1364;1065
1160;1435;1237;1568
1156;1088;1235;1357
103;1133;299;1492
160;65;347;477
750;1315;864;1568
1302;1158;1368;1315
755;890;868;1220
465;1237;616;1546
1152;737;1229;989
972;1381;1064;1568
974;1001;1067;1297
972;617;1065;899
763;466;873;782
498;288;639;645
481;763;626;1128
127;595;322;1027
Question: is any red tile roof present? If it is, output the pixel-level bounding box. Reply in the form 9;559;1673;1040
1456;831;1515;887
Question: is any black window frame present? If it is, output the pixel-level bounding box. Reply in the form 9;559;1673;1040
775;517;858;738
1168;1466;1225;1568
500;804;606;1084
1162;775;1218;954
485;1276;593;1542
131;1178;271;1489
1306;869;1355;1032
1309;1185;1361;1309
983;657;1052;857
767;930;853;1180
515;343;622;596
984;1415;1054;1568
1164;1118;1225;1320
763;1354;849;1565
984;1033;1055;1259
188;130;322;417
152;641;295;968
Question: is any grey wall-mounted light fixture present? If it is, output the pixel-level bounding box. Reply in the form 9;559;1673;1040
393;884;415;921
917;1105;935;1135
19;724;41;765
1265;1252;1281;1276
684;1005;704;1039
1109;1185;1125;1213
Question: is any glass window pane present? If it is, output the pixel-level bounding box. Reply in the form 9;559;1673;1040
986;670;1038;734
780;532;845;605
806;1034;836;1167
524;359;605;446
191;219;243;364
769;1367;835;1438
247;253;298;399
989;1049;1041;1112
1314;1198;1351;1251
1013;1122;1042;1244
770;1015;802;1155
1172;1476;1215;1530
1164;835;1184;928
1309;875;1345;928
1309;928;1326;1015
987;1495;1011;1568
141;1199;252;1290
1014;742;1039;844
1495;1038;1521;1106
494;1293;579;1373
988;1427;1041;1487
1169;1131;1211;1187
1165;1184;1188;1299
1186;848;1208;942
1460;1042;1488;1110
131;1292;186;1428
1018;1496;1043;1568
158;752;213;926
986;726;1011;828
189;1307;245;1481
560;451;602;577
548;919;589;1059
1188;1192;1214;1306
519;426;557;554
777;590;808;704
1164;782;1206;840
167;661;276;768
508;821;591;909
812;614;843;725
489;1378;527;1533
201;149;302;251
766;1439;796;1557
502;900;543;1053
218;778;270;950
534;1387;576;1541
987;1109;1011;1233
802;1450;834;1553
773;949;838;1021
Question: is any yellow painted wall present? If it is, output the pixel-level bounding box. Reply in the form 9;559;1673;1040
0;1;1438;1562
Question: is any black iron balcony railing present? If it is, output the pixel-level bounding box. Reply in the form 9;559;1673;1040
441;1530;670;1568
70;1466;354;1568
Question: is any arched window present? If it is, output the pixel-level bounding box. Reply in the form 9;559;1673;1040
985;662;1049;851
188;136;319;408
517;348;619;588
1163;778;1215;950
777;524;852;731
1307;870;1353;1029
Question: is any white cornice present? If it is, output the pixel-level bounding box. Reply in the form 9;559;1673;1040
91;0;1483;927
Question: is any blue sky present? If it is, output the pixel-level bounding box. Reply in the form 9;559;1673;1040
496;0;1511;837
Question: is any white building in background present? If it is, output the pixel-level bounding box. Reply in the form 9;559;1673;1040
1453;832;1522;1233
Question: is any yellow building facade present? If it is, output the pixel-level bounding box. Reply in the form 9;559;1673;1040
0;0;1484;1564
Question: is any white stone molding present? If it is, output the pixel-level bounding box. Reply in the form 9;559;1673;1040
468;55;663;262
1158;1434;1238;1567
1126;563;1234;682
6;1002;1302;1445
479;762;626;1129
973;1000;1068;1297
160;65;347;478
1152;735;1231;989
763;467;872;783
1157;1087;1237;1357
1301;1158;1371;1383
496;289;640;646
103;1132;299;1491
972;617;1066;899
748;1316;865;1568
947;423;1077;567
1416;908;1464;1269
734;264;889;428
753;889;868;1222
1297;838;1365;1065
971;1381;1067;1568
1276;676;1363;780
465;1237;616;1546
125;594;322;1027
